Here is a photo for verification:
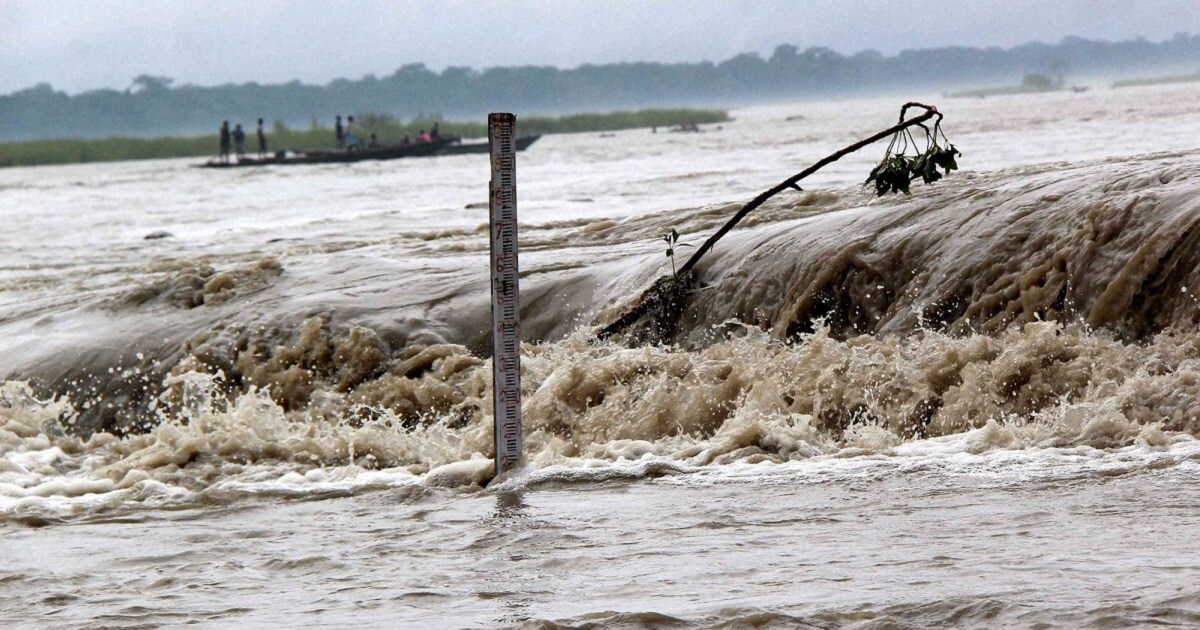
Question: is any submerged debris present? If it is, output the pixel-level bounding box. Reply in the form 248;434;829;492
598;102;958;343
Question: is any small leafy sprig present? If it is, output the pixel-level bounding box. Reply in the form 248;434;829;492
663;228;692;276
865;119;960;196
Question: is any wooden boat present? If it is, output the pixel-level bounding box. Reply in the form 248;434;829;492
435;134;541;155
197;134;540;168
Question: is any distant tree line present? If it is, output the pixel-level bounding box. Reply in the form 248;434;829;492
3;34;1200;142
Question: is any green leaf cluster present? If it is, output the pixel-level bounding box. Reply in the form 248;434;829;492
662;228;693;275
865;137;961;197
866;154;916;196
913;143;960;184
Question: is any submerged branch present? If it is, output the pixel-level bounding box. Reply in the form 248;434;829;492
596;102;943;342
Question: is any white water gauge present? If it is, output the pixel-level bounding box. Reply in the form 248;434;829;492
488;113;522;476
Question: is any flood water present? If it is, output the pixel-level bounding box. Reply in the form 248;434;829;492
3;84;1200;628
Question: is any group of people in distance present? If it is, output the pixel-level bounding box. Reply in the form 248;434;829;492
333;114;441;152
334;115;359;150
218;119;268;164
217;116;444;163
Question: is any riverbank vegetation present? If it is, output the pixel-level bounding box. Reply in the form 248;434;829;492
1113;71;1200;88
0;108;728;167
946;72;1069;98
3;34;1199;142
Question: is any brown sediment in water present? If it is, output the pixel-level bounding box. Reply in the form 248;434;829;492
0;321;1188;494
3;150;1200;446
116;258;283;310
672;151;1200;346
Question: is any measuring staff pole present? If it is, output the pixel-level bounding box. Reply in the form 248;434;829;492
488;113;522;476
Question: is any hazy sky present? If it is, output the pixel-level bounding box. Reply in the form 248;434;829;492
2;0;1198;95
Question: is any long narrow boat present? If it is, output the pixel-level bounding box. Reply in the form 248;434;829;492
197;134;540;168
436;134;541;156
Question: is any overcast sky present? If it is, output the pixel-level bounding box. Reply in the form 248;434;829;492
2;0;1198;95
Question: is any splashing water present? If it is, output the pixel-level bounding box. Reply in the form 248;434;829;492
4;86;1200;627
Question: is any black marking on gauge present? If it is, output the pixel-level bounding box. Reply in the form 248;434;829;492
488;113;522;477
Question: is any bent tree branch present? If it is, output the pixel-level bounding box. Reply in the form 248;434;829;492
596;102;944;341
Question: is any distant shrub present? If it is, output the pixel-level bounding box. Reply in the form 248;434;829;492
1021;73;1057;91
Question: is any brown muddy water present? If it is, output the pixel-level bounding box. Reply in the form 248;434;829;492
3;85;1200;628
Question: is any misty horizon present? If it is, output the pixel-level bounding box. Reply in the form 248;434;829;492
4;31;1199;99
3;0;1200;95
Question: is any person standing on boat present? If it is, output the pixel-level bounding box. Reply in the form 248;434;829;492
335;115;345;149
345;116;358;151
430;122;440;140
256;118;267;158
218;121;231;164
232;123;246;161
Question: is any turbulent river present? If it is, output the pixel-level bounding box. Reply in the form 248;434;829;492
3;85;1200;628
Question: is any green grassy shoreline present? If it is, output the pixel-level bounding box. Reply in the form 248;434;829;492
1113;71;1200;88
0;108;728;168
